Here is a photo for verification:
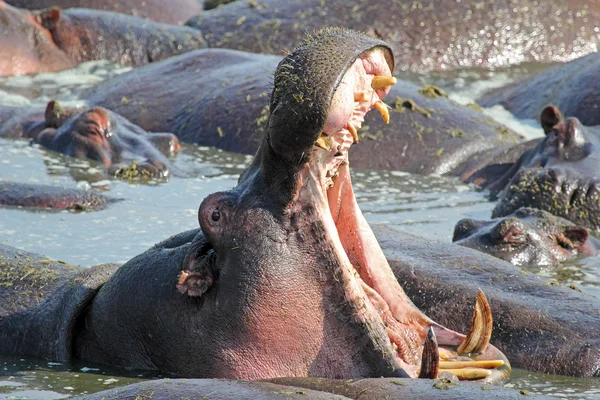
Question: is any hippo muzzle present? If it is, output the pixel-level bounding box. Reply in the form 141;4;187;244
179;29;510;382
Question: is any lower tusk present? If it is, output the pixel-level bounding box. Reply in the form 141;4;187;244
418;327;439;379
315;133;332;151
439;368;492;380
374;101;390;124
439;360;504;369
457;290;493;355
178;270;190;285
371;75;397;89
347;123;359;144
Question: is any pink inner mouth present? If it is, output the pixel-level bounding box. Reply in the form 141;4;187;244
295;49;509;379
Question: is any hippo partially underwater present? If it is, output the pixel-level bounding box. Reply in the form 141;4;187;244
0;29;511;385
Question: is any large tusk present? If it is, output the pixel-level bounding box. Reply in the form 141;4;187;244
371;75;397;89
439;360;504;369
457;290;493;355
374;101;391;124
439;368;492;380
315;133;332;151
418;327;439;379
347;123;359;144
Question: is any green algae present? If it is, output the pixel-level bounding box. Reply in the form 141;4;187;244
418;84;448;98
395;96;432;118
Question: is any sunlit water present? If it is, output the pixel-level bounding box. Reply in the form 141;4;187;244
0;61;599;398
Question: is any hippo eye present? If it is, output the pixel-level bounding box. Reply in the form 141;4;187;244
211;210;221;222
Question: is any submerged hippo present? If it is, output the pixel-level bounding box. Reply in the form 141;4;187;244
187;0;600;73
453;208;598;267
86;48;520;174
0;1;206;76
0;101;181;178
478;52;600;126
0;29;510;383
6;0;203;25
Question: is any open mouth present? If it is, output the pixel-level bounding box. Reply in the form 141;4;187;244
297;48;510;382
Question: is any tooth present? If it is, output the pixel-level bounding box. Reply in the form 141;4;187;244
439;360;504;369
457;290;493;355
371;75;397;89
315;133;332;151
439;368;492;380
354;91;369;102
326;169;334;178
347;123;359;144
178;270;190;285
374;101;390;124
418;327;439;379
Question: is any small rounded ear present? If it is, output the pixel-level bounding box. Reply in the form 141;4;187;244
45;100;64;128
540;105;563;135
37;7;61;30
560;226;589;249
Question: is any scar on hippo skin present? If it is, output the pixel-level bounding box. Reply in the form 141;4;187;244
454;207;597;267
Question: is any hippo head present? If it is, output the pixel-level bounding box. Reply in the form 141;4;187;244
0;2;74;76
178;29;510;382
35;100;181;178
454;207;595;266
494;106;600;230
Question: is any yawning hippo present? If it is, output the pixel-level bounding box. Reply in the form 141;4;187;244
0;1;206;76
0;29;509;383
453;208;598;267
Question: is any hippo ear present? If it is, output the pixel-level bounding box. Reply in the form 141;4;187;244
37;7;61;31
559;226;589;250
45;100;64;128
540;105;563;135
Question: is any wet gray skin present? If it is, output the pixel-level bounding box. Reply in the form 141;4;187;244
31;101;181;179
492;106;600;231
453;207;598;267
0;29;510;383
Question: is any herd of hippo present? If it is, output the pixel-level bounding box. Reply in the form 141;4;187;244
2;0;600;398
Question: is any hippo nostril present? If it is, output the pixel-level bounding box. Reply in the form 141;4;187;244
452;219;478;242
491;219;525;245
211;210;221;222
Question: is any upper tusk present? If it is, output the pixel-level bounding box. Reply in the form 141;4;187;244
374;101;390;124
371;75;397;89
347;123;359;144
457;289;493;355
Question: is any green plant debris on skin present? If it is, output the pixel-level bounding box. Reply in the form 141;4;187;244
433;378;457;390
450;129;464;137
114;161;153;182
520;389;531;396
0;261;60;290
395;97;432;118
466;102;484;112
568;283;582;292
418;84;448;98
390;380;407;386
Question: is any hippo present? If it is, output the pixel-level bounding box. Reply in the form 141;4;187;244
453;207;599;267
478;52;600;127
0;181;114;211
0;30;511;384
490;106;600;231
0;101;182;178
74;377;551;399
186;0;600;73
0;1;206;76
6;0;203;25
85;48;521;174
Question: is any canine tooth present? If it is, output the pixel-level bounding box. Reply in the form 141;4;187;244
374;101;390;124
315;133;332;151
418;327;439;379
439;360;504;369
326;169;335;178
178;270;190;285
354;91;369;102
347;123;359;144
371;75;397;89
457;290;493;355
439;368;492;380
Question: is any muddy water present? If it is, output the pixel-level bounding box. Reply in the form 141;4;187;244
0;62;599;398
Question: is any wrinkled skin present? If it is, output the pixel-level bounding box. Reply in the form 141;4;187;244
187;0;600;73
492;106;600;231
0;30;510;383
6;0;203;25
0;181;114;211
86;49;520;174
1;101;181;178
479;52;600;126
0;1;206;76
76;377;550;400
453;207;598;267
